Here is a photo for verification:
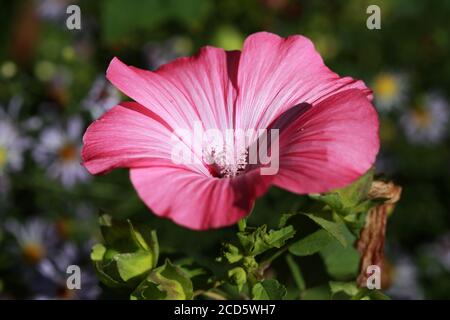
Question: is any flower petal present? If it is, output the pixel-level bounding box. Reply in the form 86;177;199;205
82;102;208;175
106;47;239;132
235;32;372;131
130;166;272;230
273;89;379;194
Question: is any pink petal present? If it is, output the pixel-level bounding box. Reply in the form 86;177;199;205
273;89;379;194
106;47;239;132
235;32;372;131
130;166;272;230
82;102;207;175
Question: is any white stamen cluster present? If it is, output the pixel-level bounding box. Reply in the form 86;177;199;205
204;143;248;178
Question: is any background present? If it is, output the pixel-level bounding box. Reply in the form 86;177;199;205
0;0;449;299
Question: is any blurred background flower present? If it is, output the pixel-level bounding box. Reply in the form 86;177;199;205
33;116;88;188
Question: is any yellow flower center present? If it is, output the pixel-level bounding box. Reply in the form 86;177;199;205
59;143;77;162
0;146;7;169
374;74;399;99
22;243;46;264
411;107;432;129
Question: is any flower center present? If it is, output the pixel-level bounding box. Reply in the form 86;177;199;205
22;243;46;264
0;146;7;169
204;144;248;178
59;143;77;162
411;107;432;129
374;74;399;99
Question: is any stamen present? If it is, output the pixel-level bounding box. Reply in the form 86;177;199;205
204;143;248;178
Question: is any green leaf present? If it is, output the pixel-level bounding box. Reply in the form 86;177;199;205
320;231;360;280
90;243;106;262
99;214;139;253
176;258;212;291
237;225;295;256
228;267;247;292
92;215;160;288
221;243;243;263
285;254;306;292
329;281;359;298
289;229;334;256
149;230;159;268
310;168;374;216
301;285;331;300
337;168;374;207
131;259;193;300
114;250;153;281
93;262;124;288
352;288;391;300
265;226;296;249
128;220;149;251
278;213;298;228
303;213;347;247
252;279;287;300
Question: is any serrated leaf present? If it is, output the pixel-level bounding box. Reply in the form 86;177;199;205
114;250;153;281
131;259;193;300
303;213;347;247
278;213;298;228
221;243;243;263
289;229;333;256
228;267;247;292
252;279;287;300
265;226;296;249
237;225;295;256
337;168;374;207
310;168;374;216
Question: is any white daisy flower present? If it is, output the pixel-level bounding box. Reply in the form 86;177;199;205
400;93;449;144
143;36;193;70
4;218;57;264
33;117;89;188
372;72;408;112
35;243;101;300
82;76;120;120
423;233;450;272
0;96;29;175
34;0;72;22
386;254;424;300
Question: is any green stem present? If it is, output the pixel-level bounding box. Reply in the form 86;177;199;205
259;245;290;271
237;218;247;232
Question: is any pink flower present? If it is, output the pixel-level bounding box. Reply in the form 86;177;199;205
82;32;379;230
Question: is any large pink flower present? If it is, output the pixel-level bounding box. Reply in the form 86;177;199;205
82;32;379;230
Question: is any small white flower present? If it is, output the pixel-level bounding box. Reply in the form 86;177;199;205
143;36;192;70
387;254;424;299
35;243;101;300
400;93;449;144
82;76;120;120
34;0;72;22
0;96;29;175
372;72;408;112
33;117;89;188
4;218;56;264
423;233;450;272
